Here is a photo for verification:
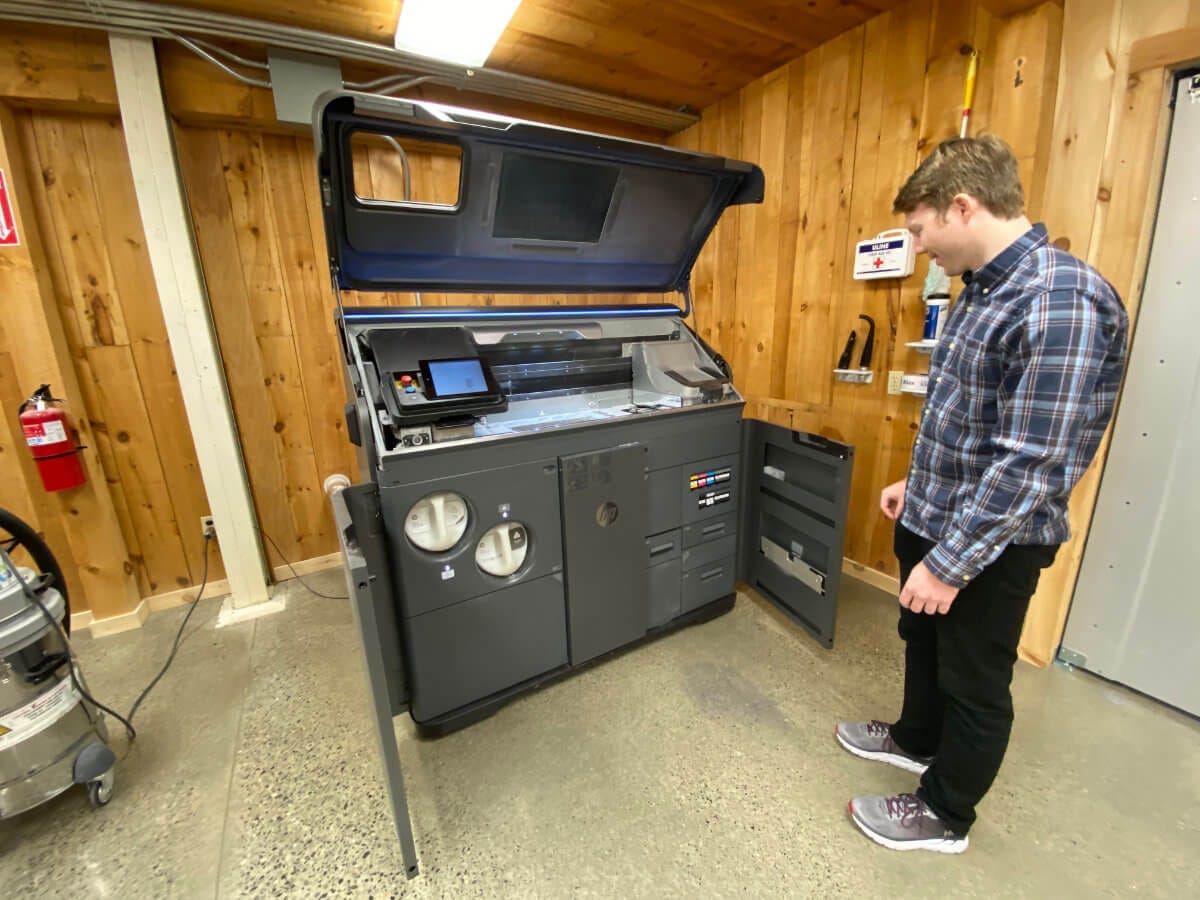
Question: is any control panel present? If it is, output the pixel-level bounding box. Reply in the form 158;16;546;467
392;357;498;412
366;328;508;428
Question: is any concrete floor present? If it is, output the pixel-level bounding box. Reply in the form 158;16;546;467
2;572;1197;898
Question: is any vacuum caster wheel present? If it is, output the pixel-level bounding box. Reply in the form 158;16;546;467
88;769;115;808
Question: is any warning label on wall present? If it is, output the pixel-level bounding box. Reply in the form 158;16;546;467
0;168;20;247
23;419;68;447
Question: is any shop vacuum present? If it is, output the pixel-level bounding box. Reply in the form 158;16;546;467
0;507;116;816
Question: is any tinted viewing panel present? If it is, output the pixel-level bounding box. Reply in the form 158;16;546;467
493;152;619;242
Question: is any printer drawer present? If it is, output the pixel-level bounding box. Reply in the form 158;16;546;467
681;556;736;614
681;534;737;573
645;529;682;566
682;513;736;549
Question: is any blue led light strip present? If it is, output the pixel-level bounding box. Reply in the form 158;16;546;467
341;304;683;324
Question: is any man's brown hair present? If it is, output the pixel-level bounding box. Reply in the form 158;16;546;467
892;135;1024;218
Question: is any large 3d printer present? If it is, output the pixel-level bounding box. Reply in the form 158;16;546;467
316;93;854;877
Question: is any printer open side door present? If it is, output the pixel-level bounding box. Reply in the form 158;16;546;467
738;420;854;648
331;483;419;878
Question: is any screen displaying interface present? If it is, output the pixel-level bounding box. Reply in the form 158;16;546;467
426;358;490;397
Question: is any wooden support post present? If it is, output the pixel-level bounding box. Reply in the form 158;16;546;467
0;103;141;623
107;34;278;624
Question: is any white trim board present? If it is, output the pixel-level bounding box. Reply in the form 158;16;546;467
80;552;344;636
87;600;152;639
108;33;271;613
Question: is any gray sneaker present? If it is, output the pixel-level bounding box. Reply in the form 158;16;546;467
848;792;969;853
835;720;932;774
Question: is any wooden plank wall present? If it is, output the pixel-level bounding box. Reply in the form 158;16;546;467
670;0;1063;577
0;25;199;620
173;128;352;570
0;105;142;623
154;42;672;143
3;110;217;604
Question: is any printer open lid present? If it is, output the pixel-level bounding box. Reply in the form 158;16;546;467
313;92;763;297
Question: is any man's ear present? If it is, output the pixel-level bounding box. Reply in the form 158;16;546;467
951;192;976;223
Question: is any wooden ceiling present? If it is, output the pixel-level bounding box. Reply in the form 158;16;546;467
156;0;907;111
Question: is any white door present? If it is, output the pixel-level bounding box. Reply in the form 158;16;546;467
1062;73;1200;716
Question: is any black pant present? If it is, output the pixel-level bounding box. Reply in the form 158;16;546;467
890;523;1058;836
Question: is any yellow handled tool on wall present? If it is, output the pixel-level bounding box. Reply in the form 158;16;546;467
960;46;979;138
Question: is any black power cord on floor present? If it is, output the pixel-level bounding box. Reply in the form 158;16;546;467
125;532;213;725
0;532;216;744
262;530;348;600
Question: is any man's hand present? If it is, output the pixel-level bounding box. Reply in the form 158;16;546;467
880;480;907;521
899;562;960;615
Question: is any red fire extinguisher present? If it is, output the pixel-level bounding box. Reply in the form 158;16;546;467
19;384;87;492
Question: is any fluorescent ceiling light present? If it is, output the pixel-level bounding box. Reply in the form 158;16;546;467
395;0;523;68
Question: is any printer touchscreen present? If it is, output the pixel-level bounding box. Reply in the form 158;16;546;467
423;358;491;398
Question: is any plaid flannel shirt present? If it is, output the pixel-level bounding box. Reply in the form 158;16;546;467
900;223;1129;588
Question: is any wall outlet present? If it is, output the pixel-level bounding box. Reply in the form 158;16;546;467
887;370;904;395
200;516;216;538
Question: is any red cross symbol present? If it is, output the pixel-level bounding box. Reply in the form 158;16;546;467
873;257;884;269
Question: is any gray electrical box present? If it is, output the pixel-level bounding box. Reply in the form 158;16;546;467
268;48;343;126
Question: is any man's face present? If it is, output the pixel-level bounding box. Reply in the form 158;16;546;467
904;199;973;276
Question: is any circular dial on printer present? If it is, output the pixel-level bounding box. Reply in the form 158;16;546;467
475;522;528;578
404;492;469;553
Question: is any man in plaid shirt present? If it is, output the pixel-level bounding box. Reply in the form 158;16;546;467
836;136;1128;853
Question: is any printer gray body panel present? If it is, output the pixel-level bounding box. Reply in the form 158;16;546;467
404;573;569;723
380;458;564;618
365;390;748;728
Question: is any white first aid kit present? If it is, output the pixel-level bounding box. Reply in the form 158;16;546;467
853;229;916;280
